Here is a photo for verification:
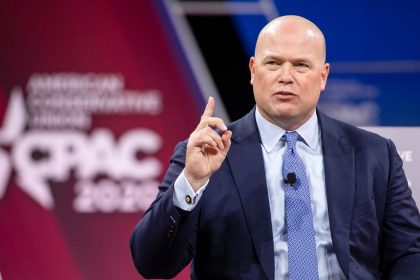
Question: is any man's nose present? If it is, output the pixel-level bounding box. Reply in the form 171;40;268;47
277;63;293;84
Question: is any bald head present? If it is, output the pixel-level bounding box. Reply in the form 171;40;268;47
255;15;327;63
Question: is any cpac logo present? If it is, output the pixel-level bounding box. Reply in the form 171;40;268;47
0;88;162;212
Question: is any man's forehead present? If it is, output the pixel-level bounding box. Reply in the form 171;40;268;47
262;23;321;43
258;33;322;54
255;42;325;65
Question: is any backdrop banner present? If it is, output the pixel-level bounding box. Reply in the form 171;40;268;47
0;1;199;279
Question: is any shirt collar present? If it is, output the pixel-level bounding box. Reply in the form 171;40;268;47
255;107;320;153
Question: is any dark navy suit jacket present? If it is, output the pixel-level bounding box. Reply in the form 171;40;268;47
131;109;420;279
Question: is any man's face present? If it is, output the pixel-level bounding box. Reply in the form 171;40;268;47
249;23;329;130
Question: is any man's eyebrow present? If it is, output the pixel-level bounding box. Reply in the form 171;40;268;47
262;55;282;61
262;55;313;64
293;58;312;63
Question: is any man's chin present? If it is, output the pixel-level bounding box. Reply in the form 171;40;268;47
272;106;297;119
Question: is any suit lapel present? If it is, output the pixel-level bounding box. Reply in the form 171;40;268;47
318;111;355;279
227;109;275;280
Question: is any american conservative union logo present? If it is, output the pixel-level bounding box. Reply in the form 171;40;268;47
0;73;162;212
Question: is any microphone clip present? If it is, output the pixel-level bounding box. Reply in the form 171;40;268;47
284;172;297;186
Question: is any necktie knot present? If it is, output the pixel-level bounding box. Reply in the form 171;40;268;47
283;131;299;151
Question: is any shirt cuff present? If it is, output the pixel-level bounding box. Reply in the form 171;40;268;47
173;169;208;211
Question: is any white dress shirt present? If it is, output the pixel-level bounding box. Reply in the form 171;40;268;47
255;107;345;279
173;108;345;279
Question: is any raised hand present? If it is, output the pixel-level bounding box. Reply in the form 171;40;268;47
184;97;232;192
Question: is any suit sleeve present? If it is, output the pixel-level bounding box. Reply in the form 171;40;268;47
382;139;420;279
130;141;199;279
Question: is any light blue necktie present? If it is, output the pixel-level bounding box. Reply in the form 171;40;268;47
282;131;319;280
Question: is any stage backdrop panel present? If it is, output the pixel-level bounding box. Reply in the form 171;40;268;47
0;0;200;279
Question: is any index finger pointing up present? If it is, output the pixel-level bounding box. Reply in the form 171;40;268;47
202;96;215;118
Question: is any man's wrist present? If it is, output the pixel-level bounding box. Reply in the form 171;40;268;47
184;170;208;192
173;170;209;211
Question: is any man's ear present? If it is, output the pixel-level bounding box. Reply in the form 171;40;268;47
320;62;330;91
249;57;255;85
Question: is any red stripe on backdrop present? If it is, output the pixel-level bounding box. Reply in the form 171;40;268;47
0;0;200;279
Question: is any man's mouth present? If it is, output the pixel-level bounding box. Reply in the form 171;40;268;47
275;91;295;96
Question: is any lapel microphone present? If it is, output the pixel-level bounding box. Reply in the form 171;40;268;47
284;172;297;186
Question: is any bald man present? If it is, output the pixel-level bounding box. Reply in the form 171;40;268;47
131;16;420;279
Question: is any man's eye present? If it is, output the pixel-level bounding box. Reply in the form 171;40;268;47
295;63;310;72
265;61;280;69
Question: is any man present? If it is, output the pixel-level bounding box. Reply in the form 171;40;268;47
130;15;420;279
